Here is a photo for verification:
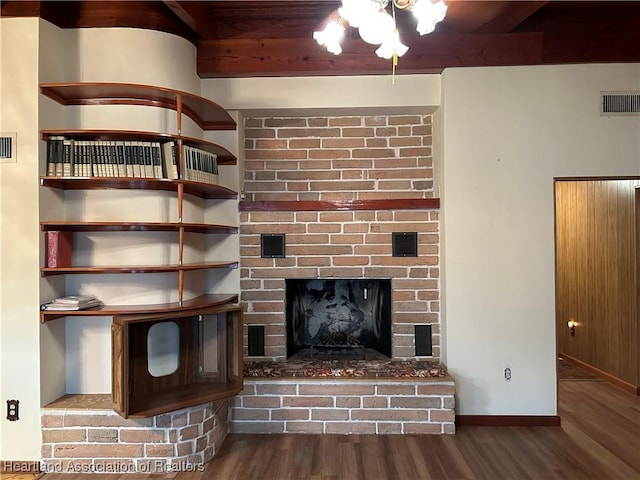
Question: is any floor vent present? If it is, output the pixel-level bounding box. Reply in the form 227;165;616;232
601;92;640;116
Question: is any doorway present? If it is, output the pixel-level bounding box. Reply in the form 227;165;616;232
554;178;640;393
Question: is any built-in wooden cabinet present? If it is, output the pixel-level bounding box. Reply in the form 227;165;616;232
39;82;243;416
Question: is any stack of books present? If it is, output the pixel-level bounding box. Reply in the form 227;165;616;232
41;294;101;311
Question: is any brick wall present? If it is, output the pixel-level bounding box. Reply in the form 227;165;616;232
230;378;455;434
240;114;440;360
40;400;227;473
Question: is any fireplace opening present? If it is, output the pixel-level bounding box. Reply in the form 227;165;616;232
286;279;392;360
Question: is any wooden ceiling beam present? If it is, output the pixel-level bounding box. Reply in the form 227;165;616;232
476;1;548;33
197;32;545;78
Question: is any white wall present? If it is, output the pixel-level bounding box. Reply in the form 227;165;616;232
0;17;43;461
440;63;640;415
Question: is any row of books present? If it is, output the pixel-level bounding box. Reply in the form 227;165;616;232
45;137;219;184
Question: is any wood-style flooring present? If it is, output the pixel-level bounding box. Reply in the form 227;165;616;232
32;379;640;479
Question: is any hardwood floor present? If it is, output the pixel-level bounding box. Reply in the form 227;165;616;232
38;380;640;480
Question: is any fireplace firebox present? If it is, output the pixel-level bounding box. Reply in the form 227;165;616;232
286;279;392;360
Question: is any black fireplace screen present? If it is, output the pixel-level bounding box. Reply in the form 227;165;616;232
286;279;392;359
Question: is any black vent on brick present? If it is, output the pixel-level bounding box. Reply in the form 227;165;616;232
261;233;285;258
248;325;265;356
415;325;433;356
392;232;418;257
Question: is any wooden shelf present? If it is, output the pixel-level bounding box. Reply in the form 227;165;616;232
40;82;237;131
41;261;238;277
41;221;238;234
127;381;242;418
41;129;237;165
239;198;441;211
40;293;239;323
40;176;238;199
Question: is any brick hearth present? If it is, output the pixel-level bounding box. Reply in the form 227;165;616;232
230;378;455;435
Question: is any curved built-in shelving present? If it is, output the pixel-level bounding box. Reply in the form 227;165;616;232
41;129;237;165
41;221;238;234
40;176;238;199
40;82;237;131
41;261;239;277
40;293;239;323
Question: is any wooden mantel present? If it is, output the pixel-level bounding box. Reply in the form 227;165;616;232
239;198;440;212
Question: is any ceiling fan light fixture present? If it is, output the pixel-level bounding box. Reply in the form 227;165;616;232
375;29;409;59
413;0;447;35
358;9;395;45
338;0;381;28
313;0;446;75
313;19;345;55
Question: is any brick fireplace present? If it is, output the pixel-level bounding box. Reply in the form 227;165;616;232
234;113;454;435
239;114;440;361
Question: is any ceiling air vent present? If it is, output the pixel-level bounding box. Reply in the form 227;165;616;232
601;92;640;116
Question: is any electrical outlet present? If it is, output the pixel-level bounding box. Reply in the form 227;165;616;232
504;366;512;382
6;399;19;421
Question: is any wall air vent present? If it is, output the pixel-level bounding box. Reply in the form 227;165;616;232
0;133;16;163
601;92;640;116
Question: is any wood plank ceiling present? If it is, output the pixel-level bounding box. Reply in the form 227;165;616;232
2;0;639;78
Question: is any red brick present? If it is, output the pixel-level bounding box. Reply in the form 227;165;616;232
42;415;63;427
418;383;455;395
377;423;403;434
297;257;331;267
325;423;376;434
319;212;354;222
318;267;363;277
42;429;86;443
336;397;361;408
278;128;341;138
322;138;365;148
366;138;388;147
412;125;432;135
328;117;362;127
389;137;423;147
278;170;340;180
290;139;321;148
54;444;143;458
351;409;427;421
364;116;387;126
332;256;370;266
363;397;388;408
352;148;395;158
144;443;175;458
63;414;153;428
310;181;375;191
404;423;443;434
245;128;276;139
399;147;432;157
299;384;374;395
311;409;349;421
376;385;416;395
332;159;372;169
378;180;413;190
231;408;269;420
283;396;334;408
265;118;307;127
246;149;308;160
287;233;330;244
271;409;309;421
368;168;431;179
430;410;455;423
233;422;284;433
285;422;324;433
244;118;263;128
391;397;442;409
255;139;288;149
375;127;397;136
389;115;422;125
87;429;118;442
309;149;351;159
287;246;352;256
120;427;165;443
330;234;363;244
308;223;341;233
308;118;328;127
243;396;282;408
